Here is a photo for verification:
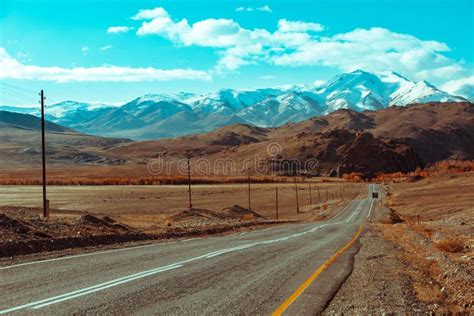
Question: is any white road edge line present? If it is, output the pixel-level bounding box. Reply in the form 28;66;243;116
345;211;358;223
0;221;338;313
367;198;375;219
0;264;182;314
0;224;291;271
181;238;203;242
0;241;177;271
331;199;359;221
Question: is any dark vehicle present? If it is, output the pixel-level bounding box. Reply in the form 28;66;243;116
372;192;379;199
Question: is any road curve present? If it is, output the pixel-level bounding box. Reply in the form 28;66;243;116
0;185;380;315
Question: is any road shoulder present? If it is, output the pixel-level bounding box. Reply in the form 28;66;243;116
323;202;428;314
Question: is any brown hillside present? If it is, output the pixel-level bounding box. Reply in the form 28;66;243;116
1;102;472;178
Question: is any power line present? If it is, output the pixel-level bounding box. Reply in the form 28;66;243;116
0;82;37;96
0;88;37;105
0;83;37;102
0;86;62;112
0;83;61;106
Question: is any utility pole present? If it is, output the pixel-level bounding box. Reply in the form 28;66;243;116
308;183;312;205
247;173;251;211
40;90;49;219
187;154;192;210
275;187;279;220
295;179;300;213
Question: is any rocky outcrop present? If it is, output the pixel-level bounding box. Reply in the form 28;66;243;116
336;132;423;178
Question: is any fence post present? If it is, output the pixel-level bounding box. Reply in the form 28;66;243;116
308;183;312;205
295;179;300;213
247;173;251;211
187;154;192;210
275;187;279;220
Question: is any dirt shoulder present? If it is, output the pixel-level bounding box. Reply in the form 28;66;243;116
0;205;292;258
325;173;473;314
382;173;473;312
324;201;428;314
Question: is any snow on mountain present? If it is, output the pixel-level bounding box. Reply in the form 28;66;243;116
1;70;468;140
187;88;285;115
44;101;113;118
312;69;464;113
133;93;196;104
0;105;37;115
441;77;474;101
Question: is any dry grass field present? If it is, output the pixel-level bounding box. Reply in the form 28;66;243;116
0;181;362;228
379;172;474;312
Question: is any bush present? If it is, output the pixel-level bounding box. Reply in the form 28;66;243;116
435;238;465;253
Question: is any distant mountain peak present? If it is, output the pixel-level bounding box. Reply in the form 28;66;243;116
0;69;466;140
390;71;409;81
416;80;437;89
350;69;371;75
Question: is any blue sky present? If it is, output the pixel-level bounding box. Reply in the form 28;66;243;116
0;0;473;106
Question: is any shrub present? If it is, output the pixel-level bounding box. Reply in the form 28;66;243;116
435;238;465;253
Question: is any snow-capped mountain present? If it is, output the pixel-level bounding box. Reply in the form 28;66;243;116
441;77;474;102
1;70;468;140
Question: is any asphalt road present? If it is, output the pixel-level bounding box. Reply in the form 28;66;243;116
0;185;380;315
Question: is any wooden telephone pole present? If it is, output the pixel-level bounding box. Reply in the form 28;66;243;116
295;179;300;213
40;90;49;219
308;183;312;205
247;174;251;211
187;154;192;210
275;187;279;220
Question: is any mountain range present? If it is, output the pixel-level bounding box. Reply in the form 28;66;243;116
2;102;472;178
1;70;469;140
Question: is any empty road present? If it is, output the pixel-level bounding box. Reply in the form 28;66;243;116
0;185;380;315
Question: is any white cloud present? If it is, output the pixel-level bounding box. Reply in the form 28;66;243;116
135;8;260;48
0;47;211;82
132;7;168;20
99;45;113;51
313;80;326;87
236;7;252;12
107;26;134;34
215;44;264;73
236;5;272;13
16;51;32;63
81;46;89;56
133;7;326;72
182;19;248;47
277;19;324;32
270;27;465;82
441;75;474;99
131;7;470;84
257;5;272;13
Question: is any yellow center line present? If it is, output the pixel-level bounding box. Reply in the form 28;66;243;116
272;222;365;316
